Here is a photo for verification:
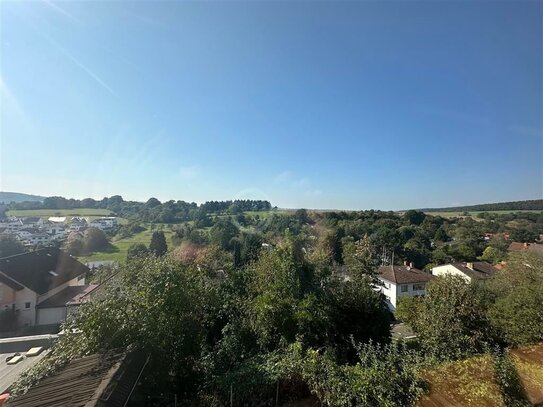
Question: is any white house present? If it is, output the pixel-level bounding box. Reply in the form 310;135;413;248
378;263;434;311
88;217;118;230
0;218;24;232
69;217;88;232
15;229;53;247
41;222;68;239
431;261;497;282
21;217;43;227
0;248;94;327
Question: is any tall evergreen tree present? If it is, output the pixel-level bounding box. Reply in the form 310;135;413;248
149;231;168;256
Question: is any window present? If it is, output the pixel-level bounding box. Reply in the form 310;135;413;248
413;283;425;291
25;302;31;309
401;285;408;292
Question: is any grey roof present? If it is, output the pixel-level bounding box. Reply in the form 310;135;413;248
0;350;49;394
451;261;497;280
21;218;40;224
36;285;98;308
378;265;434;284
0;248;89;295
7;350;148;407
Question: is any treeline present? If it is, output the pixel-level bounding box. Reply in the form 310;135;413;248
8;195;273;223
420;199;543;212
169;208;543;271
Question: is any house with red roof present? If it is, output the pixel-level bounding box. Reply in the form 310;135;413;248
377;262;434;311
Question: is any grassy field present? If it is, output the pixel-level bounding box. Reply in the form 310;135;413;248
416;343;543;406
213;209;291;220
424;210;542;218
6;208;113;218
78;223;175;264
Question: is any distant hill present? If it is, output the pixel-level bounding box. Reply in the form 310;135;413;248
420;199;543;212
0;191;46;204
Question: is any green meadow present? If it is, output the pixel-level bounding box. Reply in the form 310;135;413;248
78;223;175;264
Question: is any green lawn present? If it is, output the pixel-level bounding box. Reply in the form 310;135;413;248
7;208;113;218
78;223;175;264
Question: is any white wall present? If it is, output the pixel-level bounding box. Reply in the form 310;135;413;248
432;265;471;282
13;288;38;327
378;278;428;311
36;307;67;325
378;278;397;311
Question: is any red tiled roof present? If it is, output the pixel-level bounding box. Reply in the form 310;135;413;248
508;242;543;252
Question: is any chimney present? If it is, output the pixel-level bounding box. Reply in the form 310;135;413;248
466;262;474;270
524;242;529;248
409;262;414;268
403;261;408;266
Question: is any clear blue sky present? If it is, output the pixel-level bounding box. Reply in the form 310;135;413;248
1;1;541;210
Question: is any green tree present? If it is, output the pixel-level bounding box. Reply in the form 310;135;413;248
82;227;109;253
231;237;242;268
209;219;239;250
479;246;504;264
342;235;379;282
321;227;344;264
395;296;422;324
240;232;262;265
0;235;26;258
149;231;168;256
409;275;492;359
273;341;425;407
433;226;449;242
403;210;426;226
294;208;310;224
487;252;543;346
145;197;161;208
328;277;393;361
126;243;149;260
65;235;84;256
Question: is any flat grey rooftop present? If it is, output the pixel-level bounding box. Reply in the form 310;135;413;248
0;350;48;394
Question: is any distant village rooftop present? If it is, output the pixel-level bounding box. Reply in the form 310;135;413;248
508;242;543;253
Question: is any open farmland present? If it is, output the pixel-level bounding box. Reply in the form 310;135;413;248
423;210;543;219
